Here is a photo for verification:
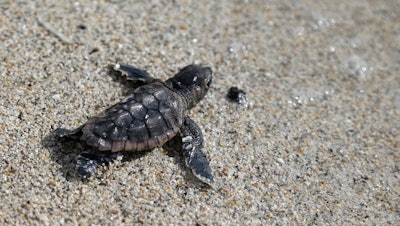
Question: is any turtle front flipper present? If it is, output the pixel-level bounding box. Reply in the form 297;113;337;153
180;117;214;185
76;152;122;177
113;64;157;83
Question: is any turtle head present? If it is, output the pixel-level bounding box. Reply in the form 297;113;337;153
170;65;212;109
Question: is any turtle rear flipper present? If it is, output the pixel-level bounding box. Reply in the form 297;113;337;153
55;126;83;139
76;152;122;177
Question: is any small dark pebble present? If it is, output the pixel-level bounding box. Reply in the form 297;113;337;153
77;25;87;30
227;87;247;104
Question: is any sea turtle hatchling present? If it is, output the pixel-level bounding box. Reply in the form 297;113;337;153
55;64;214;185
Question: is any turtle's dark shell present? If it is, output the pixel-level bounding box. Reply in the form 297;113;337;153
81;82;186;152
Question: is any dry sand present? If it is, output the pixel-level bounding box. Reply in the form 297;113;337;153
1;0;399;225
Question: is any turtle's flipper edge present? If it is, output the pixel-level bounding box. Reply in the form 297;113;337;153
55;126;83;138
76;152;122;177
181;117;214;185
113;64;156;83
